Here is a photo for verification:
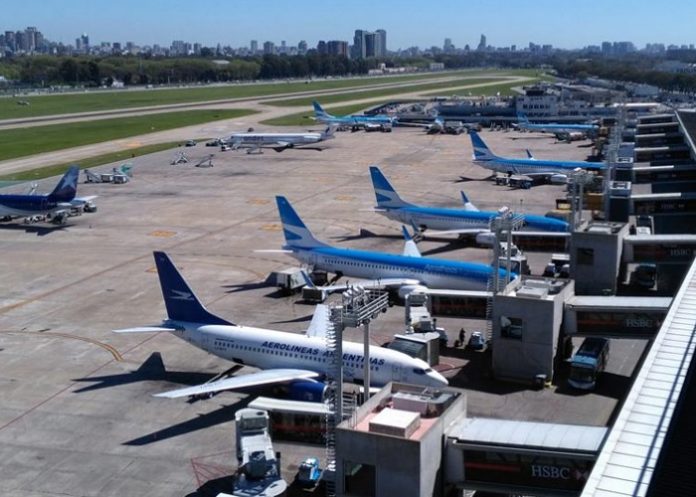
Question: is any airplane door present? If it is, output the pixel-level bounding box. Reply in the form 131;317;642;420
392;363;408;383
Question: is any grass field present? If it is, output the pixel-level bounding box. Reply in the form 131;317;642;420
0;142;181;182
0;109;255;162
420;73;553;98
266;77;518;107
0;70;486;120
260;103;384;126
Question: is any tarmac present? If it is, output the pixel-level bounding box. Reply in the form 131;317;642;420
0;128;646;497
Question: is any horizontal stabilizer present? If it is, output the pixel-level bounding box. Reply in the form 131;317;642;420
154;368;321;398
113;326;178;333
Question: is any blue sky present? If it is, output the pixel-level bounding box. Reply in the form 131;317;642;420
4;0;695;50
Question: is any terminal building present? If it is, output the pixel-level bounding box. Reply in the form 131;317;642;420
327;107;696;496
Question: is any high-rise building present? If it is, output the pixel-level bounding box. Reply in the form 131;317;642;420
4;31;15;51
317;40;327;55
477;34;487;51
444;38;454;53
298;40;307;54
280;40;287;54
250;40;258;54
376;29;387;56
327;40;349;57
263;41;275;54
364;32;376;57
353;29;366;59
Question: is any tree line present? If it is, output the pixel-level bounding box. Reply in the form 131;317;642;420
0;54;396;87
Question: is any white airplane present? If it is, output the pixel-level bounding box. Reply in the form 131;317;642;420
114;252;448;400
274;196;515;296
469;131;604;183
0;166;97;224
225;125;335;154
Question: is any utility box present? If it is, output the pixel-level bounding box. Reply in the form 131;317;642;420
571;221;629;295
491;277;575;383
389;333;441;366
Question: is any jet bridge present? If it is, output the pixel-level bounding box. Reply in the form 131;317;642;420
446;418;607;496
563;296;671;338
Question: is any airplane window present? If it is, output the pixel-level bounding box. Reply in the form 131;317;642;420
413;368;426;375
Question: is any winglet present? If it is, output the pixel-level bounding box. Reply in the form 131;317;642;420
401;225;422;257
460;191;479;212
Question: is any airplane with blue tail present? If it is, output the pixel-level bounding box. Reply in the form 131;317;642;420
369;166;569;236
312;101;396;128
0;166;97;225
514;113;599;137
469;131;604;183
114;251;447;400
275;195;515;296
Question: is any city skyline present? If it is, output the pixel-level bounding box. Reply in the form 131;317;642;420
3;0;695;51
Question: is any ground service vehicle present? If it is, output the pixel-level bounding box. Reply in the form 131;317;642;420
568;337;610;390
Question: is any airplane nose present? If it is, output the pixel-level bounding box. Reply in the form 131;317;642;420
429;370;448;387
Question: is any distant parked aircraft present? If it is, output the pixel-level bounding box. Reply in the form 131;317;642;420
369;166;569;236
513;113;599;138
469;131;604;183
0;166;96;224
312;101;396;129
225;125;335;154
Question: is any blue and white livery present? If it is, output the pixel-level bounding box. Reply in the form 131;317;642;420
312;101;396;128
115;251;447;399
514;113;599;137
0;166;96;224
276;195;515;294
469;131;604;182
370;166;569;235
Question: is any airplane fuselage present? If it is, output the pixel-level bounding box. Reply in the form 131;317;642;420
0;194;65;219
168;321;446;387
474;157;603;177
378;205;568;232
317;115;392;127
229;133;323;147
287;245;503;291
518;123;597;134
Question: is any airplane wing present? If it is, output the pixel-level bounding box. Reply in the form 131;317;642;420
154;368;321;398
423;227;489;237
114;326;179;333
316;277;422;293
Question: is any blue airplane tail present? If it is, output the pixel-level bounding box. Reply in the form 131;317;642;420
469;132;496;161
275;196;327;249
517;112;530;124
47;166;80;202
153;251;233;325
312;101;331;118
369;166;410;209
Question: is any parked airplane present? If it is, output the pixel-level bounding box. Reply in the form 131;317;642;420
370;166;569;235
0;166;96;224
514;113;599;137
225;125;335;154
312;101;396;128
275;196;515;295
114;251;447;399
469;131;604;182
